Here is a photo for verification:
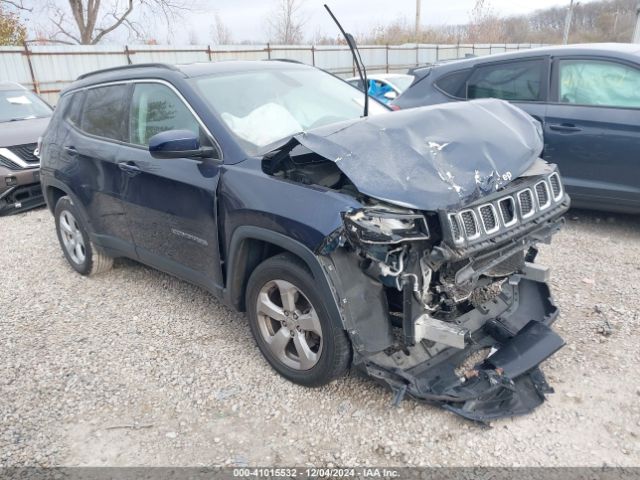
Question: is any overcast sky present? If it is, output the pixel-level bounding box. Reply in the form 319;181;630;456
178;0;576;44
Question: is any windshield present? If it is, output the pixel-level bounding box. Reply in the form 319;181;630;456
190;67;387;153
0;89;52;123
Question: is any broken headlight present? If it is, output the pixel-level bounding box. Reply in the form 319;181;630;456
343;208;430;245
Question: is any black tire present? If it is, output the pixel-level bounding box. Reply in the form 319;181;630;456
246;253;352;387
54;196;113;276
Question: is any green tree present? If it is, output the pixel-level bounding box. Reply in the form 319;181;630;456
0;6;26;45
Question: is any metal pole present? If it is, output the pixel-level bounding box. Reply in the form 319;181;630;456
415;0;421;42
385;45;389;73
23;42;39;95
633;2;640;43
563;0;575;45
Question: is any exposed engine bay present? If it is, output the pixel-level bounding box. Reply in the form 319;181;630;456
262;99;571;421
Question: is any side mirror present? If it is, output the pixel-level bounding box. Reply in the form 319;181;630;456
148;129;215;159
383;91;398;100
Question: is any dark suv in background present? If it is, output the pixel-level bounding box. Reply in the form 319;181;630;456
0;82;52;215
394;43;640;214
40;60;569;421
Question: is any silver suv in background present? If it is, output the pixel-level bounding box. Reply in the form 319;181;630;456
0;82;52;215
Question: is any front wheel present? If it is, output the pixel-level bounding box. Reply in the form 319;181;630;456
245;253;351;387
54;196;113;276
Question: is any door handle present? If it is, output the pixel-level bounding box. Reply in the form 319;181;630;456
549;123;581;133
118;161;142;175
63;145;78;155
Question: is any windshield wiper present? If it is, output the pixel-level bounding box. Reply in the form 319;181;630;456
324;4;369;117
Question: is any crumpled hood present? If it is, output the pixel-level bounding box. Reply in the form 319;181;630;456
291;98;544;211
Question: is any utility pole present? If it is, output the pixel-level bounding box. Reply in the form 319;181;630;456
633;2;640;43
563;0;576;45
415;0;421;43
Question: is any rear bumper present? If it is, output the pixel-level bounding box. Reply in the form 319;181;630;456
0;166;44;215
362;278;564;422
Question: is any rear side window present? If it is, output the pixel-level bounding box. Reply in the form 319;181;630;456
81;85;129;141
129;83;200;146
467;59;545;102
63;91;85;127
435;69;470;98
558;59;640;108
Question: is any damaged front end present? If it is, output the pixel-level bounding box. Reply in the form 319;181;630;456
318;167;569;421
264;99;570;421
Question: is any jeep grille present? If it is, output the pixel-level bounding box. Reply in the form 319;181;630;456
446;172;566;245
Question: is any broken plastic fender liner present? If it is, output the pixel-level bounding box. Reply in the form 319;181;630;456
486;320;565;378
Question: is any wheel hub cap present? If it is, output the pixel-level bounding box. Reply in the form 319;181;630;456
59;209;86;265
256;280;323;371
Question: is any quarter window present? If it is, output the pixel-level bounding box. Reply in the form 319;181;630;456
466;59;545;101
64;90;85;127
435;69;470;98
558;59;640;108
129;83;200;146
81;85;129;141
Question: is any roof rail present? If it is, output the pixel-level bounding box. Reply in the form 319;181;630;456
77;63;179;80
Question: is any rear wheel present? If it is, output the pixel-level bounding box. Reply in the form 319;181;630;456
54;196;113;276
246;253;351;386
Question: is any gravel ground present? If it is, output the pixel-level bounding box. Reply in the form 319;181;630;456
1;206;639;467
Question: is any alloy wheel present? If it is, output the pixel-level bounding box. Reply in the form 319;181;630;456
59;210;86;265
255;279;323;371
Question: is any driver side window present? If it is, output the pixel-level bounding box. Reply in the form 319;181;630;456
129;83;202;146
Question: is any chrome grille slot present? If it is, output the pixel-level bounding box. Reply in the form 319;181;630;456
548;172;563;201
535;180;551;210
478;204;499;234
449;214;463;243
518;189;535;218
498;196;517;227
459;210;480;240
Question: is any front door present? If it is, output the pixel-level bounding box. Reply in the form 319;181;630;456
118;82;224;291
544;57;640;211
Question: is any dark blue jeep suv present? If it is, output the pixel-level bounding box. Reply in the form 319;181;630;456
40;60;570;421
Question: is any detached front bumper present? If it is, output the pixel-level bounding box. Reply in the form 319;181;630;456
0;166;44;216
360;277;565;422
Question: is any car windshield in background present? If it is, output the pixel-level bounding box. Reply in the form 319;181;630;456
191;68;387;153
0;90;52;123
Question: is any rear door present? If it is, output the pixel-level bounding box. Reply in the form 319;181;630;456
465;56;550;127
117;81;224;291
62;83;135;254
544;57;640;210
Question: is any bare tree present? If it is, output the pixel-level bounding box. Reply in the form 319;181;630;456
211;11;232;45
467;0;504;43
1;0;191;44
267;0;305;45
187;28;198;45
